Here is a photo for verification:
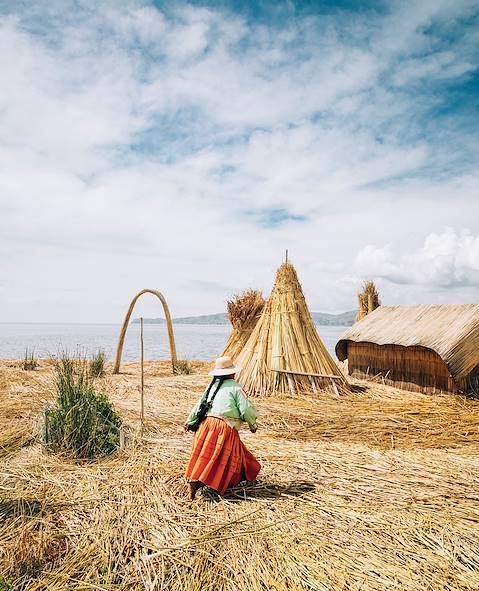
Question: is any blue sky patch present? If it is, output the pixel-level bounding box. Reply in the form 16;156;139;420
246;208;308;228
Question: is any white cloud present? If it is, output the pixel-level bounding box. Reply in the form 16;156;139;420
0;1;478;322
355;229;479;288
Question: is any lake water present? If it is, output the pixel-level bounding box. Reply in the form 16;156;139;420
0;323;347;362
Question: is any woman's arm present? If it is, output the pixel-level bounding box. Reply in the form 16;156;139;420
184;398;201;430
234;388;258;431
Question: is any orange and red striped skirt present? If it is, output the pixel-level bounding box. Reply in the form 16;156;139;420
185;417;261;495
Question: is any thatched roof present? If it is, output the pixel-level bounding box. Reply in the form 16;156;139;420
236;262;350;396
336;304;479;380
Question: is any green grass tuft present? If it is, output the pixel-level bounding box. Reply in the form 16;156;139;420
43;356;121;459
173;359;193;375
22;349;38;371
0;576;15;591
89;349;106;378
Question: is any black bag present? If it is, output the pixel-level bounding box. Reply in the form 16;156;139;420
187;377;225;432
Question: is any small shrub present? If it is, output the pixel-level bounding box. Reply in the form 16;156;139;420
89;349;106;378
22;349;38;371
173;359;193;375
43;356;121;459
0;576;15;591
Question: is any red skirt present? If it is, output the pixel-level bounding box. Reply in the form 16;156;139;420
185;417;261;495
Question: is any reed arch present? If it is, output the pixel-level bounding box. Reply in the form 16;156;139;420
113;289;178;374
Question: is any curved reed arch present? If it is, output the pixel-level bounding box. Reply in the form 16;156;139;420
113;289;178;374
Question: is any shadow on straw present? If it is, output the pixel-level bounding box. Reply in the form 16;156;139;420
0;499;44;519
203;480;316;503
350;384;368;394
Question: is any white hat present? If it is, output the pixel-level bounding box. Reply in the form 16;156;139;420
208;355;241;377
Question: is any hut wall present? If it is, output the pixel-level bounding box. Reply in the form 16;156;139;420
347;342;458;393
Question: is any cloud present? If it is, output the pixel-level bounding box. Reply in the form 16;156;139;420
355;228;479;288
0;0;478;322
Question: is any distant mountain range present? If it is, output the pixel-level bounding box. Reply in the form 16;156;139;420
133;310;356;326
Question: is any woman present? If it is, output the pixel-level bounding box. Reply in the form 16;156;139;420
184;356;261;500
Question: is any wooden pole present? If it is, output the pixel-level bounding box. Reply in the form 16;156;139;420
140;317;145;425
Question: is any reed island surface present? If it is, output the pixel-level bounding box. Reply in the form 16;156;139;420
1;359;479;590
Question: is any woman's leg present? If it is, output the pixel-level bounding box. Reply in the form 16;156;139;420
188;480;204;500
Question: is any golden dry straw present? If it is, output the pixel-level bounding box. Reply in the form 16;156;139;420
223;290;265;361
1;360;479;590
236;262;350;397
356;279;381;321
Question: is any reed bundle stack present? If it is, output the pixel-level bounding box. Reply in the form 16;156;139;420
222;290;265;361
357;280;381;321
236;262;350;396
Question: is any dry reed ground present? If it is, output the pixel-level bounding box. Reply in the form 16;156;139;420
1;360;479;590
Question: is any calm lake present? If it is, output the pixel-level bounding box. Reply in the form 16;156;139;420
0;323;347;362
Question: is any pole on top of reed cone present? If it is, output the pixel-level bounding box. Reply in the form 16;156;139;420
285;249;288;263
140;317;145;425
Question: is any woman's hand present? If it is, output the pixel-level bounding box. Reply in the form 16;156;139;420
250;425;257;433
183;423;190;433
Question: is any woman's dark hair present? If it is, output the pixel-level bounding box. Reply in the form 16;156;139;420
204;375;228;400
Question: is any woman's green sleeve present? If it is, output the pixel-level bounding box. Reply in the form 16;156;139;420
235;389;258;429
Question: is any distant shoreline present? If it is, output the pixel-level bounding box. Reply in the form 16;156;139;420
133;310;356;327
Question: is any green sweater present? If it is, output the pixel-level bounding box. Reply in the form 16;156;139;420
186;379;258;431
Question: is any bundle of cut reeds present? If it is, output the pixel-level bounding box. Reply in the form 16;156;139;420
223;290;265;361
236;262;350;397
357;279;381;321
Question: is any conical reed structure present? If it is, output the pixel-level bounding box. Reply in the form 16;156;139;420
223;290;265;362
236;262;350;397
356;280;381;321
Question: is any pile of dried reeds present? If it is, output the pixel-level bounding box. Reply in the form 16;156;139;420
223;290;265;361
357;279;381;321
1;361;479;590
236;263;350;396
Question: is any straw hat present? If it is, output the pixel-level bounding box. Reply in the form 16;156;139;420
208;356;241;377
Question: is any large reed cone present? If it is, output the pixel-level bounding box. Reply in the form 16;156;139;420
223;290;265;361
236;263;350;397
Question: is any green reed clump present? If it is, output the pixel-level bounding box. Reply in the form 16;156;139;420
0;576;15;591
43;356;121;459
89;349;106;378
22;349;38;371
173;359;193;375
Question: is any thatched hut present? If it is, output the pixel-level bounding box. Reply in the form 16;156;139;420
336;304;479;394
236;262;350;397
222;290;265;362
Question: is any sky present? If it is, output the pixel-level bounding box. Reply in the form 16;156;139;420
1;0;478;323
